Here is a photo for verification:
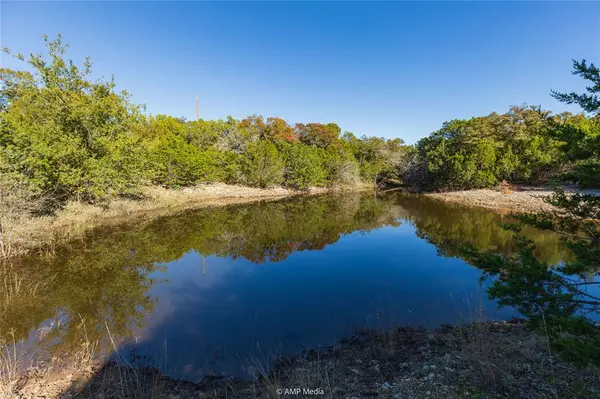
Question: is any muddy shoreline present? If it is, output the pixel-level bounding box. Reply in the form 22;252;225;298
11;320;600;399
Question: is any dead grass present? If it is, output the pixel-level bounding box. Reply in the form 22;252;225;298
1;183;371;259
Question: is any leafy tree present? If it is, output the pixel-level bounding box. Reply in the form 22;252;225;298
467;60;600;366
0;35;144;204
342;133;407;186
279;142;327;189
413;106;562;190
549;60;600;188
296;122;342;148
266;117;299;142
551;60;600;114
322;146;360;185
467;191;600;366
240;140;285;188
138;116;228;187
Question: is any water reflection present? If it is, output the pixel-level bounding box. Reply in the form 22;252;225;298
0;192;570;379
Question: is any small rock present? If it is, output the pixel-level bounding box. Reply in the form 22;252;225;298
422;365;430;371
428;372;435;380
426;391;431;396
381;381;392;390
399;362;409;369
429;364;437;370
349;367;362;375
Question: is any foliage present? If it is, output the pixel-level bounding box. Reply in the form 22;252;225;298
0;35;412;215
462;60;600;367
296;122;342;148
322;146;361;186
411;106;562;190
278;142;327;189
551;60;600;114
466;190;600;366
240;140;285;188
549;60;600;188
0;35;145;204
342;132;407;185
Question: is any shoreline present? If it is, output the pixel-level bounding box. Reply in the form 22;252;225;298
3;182;372;259
12;320;600;399
423;186;600;214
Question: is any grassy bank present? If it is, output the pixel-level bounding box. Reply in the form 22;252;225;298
2;182;372;259
8;320;600;399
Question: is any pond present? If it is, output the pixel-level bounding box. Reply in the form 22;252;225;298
1;192;570;380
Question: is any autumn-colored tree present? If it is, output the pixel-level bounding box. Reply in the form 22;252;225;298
296;122;342;148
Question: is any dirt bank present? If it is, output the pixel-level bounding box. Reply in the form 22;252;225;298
10;320;600;399
424;186;600;214
4;183;372;258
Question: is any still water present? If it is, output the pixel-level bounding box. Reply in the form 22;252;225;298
1;192;569;380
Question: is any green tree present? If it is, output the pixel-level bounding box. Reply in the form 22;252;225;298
279;142;327;189
550;60;600;188
468;60;600;366
467;191;600;365
241;140;285;188
0;35;144;204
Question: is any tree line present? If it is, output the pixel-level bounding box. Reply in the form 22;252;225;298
1;35;599;214
0;36;407;212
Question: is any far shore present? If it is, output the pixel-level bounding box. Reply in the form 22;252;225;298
424;186;600;214
5;182;372;259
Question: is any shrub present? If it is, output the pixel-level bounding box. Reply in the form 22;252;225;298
279;143;327;189
240;140;284;188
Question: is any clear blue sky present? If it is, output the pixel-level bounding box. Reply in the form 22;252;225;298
2;2;599;143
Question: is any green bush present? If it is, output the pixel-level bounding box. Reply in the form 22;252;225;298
0;36;145;204
279;143;327;189
240;140;284;188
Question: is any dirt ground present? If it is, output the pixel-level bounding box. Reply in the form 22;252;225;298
424;186;600;213
10;320;600;399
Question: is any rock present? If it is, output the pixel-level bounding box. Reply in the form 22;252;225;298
426;391;431;396
381;381;392;389
429;364;437;370
400;362;409;368
422;365;430;371
349;367;362;375
428;372;435;380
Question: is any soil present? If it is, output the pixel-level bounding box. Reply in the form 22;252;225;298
11;320;600;399
424;186;600;214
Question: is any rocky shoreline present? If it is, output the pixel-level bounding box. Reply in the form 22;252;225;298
12;320;600;399
424;186;600;214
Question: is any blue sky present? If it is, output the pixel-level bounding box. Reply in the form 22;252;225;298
2;2;599;144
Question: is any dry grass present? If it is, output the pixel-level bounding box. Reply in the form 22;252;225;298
0;330;22;398
1;183;371;259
